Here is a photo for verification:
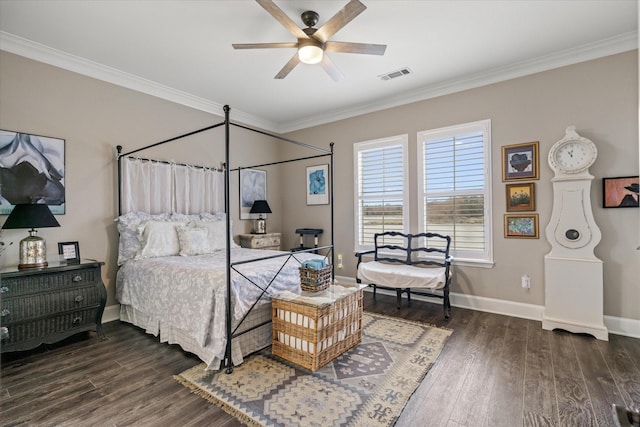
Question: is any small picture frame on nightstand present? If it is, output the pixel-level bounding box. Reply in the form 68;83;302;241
58;241;80;263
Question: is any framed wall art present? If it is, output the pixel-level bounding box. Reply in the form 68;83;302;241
502;141;539;181
306;164;329;205
504;214;539;238
58;241;80;263
239;168;266;219
506;182;535;212
603;176;639;208
0;129;65;214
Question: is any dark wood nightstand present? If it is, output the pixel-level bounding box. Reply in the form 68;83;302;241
237;233;281;250
0;259;107;352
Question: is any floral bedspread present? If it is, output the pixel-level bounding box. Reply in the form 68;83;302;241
116;248;317;361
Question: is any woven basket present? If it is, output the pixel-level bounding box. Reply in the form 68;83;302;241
299;265;331;292
272;286;363;371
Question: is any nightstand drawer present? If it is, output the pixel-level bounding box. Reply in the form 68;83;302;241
238;233;281;250
1;286;101;323
252;235;280;249
1;307;102;348
1;266;101;297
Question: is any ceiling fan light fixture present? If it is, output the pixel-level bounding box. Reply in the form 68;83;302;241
233;1;386;80
298;43;323;64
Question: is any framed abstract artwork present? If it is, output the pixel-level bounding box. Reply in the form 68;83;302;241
306;164;329;205
603;176;639;208
0;129;65;214
502;141;539;181
239;168;266;219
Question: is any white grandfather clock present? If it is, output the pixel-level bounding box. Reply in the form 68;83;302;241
543;126;608;340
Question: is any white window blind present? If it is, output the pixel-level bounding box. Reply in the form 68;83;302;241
354;135;409;251
418;120;492;264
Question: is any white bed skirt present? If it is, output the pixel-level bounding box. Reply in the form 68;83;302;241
119;302;273;370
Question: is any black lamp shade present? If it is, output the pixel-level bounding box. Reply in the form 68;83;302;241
2;204;60;230
249;200;272;214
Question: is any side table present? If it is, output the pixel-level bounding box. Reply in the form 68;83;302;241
291;228;323;252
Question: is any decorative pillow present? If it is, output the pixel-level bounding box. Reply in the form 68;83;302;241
191;219;227;251
136;220;184;259
195;213;240;249
115;211;170;265
176;226;211;256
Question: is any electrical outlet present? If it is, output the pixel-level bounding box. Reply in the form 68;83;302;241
337;254;343;269
521;274;531;289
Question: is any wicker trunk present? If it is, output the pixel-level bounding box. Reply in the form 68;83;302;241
271;284;363;371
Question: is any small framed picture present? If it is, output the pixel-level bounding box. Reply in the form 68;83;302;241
502;141;539;181
306;164;329;205
58;241;80;263
504;214;539;239
506;183;535;212
603;176;639;208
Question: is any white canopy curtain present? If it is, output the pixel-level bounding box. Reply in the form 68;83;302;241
120;156;224;214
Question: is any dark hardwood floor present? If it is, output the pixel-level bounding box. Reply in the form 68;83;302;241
1;292;639;426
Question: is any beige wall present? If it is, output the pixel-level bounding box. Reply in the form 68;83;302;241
1;49;638;322
282;50;639;321
0;51;281;306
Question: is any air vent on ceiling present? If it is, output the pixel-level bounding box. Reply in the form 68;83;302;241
378;67;413;81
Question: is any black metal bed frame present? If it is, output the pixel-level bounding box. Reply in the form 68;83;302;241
115;105;334;373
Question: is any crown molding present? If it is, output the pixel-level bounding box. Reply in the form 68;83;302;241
1;30;637;134
279;31;638;133
0;31;278;132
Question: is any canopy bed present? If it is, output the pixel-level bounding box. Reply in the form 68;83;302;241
115;105;334;373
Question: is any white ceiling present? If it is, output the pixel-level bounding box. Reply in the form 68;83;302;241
0;0;637;133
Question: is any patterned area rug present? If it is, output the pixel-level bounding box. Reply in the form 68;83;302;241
175;312;451;427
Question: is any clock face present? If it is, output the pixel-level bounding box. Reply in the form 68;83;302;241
549;139;597;173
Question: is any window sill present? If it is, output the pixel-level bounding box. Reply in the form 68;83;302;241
450;257;494;268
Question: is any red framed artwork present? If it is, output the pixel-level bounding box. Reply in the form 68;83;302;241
603;176;639;208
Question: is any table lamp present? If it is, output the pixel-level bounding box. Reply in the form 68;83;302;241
1;203;60;269
250;200;271;234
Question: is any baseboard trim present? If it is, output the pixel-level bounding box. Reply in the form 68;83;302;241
333;275;640;338
604;315;640;339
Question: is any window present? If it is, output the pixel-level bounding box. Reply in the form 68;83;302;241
354;135;409;252
417;120;493;265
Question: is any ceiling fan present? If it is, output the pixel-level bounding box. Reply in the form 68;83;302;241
232;0;387;81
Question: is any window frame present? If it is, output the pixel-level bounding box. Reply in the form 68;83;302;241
417;119;493;267
353;134;410;253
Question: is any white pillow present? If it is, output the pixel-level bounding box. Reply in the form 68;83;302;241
115;212;171;265
176;226;211;256
136;220;183;259
192;220;227;251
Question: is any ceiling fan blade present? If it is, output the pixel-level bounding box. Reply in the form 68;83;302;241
256;0;308;40
275;52;301;79
319;54;345;82
325;41;386;55
314;0;367;43
233;42;298;50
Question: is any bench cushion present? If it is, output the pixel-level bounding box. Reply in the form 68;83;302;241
357;261;447;290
